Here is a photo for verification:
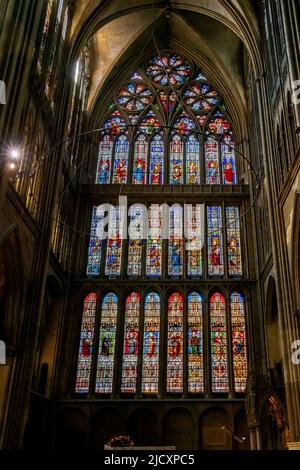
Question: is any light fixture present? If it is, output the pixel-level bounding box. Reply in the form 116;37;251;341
9;162;16;170
10;149;20;159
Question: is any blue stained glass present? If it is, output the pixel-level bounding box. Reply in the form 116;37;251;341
230;292;247;392
205;136;220;184
128;205;145;277
112;134;129;183
121;292;140;393
149;134;164;184
87;206;106;277
186;205;203;276
133;134;148;184
105;207;124;276
226;207;242;276
210;292;228;392
207;206;224;276
168;205;183;276
95;293;118;393
146;205;162;276
186;134;200;184
96;135;113;184
167;292;184;393
169;134;183;184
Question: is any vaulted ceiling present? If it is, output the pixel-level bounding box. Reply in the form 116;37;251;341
68;0;262;135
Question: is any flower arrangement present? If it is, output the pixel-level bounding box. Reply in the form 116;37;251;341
107;435;134;447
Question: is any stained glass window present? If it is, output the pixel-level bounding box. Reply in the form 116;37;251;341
210;292;228;393
87;206;106;277
208;113;231;135
145;54;192;86
105;207;124;276
205;136;220;184
112;134;129;183
103;111;127;135
186;205;203;277
146;205;162;276
116;82;153;111
222;134;236;184
207;206;224;276
168;205;183;276
133;134;148;184
139;112;161;135
95;293;118;393
226;207;242;276
186;134;200;184
169;134;184;184
142;292;160;394
149;134;164;184
167;292;184;393
37;0;54;73
96;135;113;184
128;205;145;277
173;115;196;135
188;292;203;393
158;90;177;113
75;293;97;393
121;292;140;393
183;82;220;113
230;292;247;393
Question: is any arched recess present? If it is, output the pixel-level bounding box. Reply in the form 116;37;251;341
128;408;160;446
35;275;63;397
199;407;231;450
0;225;24;442
55;408;86;450
260;394;289;450
163;407;195;450
265;276;282;377
91;408;123;450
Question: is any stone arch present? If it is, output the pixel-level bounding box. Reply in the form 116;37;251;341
91;408;123;450
128;408;160;446
199;407;231;450
163;407;195;450
55;407;86;450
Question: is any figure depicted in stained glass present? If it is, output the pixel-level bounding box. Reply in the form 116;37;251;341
139;112;161;134
146;205;162;276
87;206;106;277
230;292;247;392
149;134;164;184
186;134;200;184
121;292;140;393
226;207;242;276
208;113;231;135
222;134;236;184
142;292;160;394
207;206;224;276
167;292;183;393
210;292;228;393
75;293;97;393
170;134;183;184
186;205;203;277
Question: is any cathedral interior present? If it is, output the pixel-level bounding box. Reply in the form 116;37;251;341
0;0;300;451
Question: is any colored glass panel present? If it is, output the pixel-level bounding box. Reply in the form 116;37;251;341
145;54;192;86
96;134;113;184
188;292;204;393
205;136;220;184
173;115;196;135
167;292;184;393
105;207;124;276
112;134;129;183
186;134;200;184
149;134;164;184
158;90;177;114
116;82;152;111
103;112;127;136
133;134;148;184
146;205;162;276
226;207;242;276
231;292;247;393
95;293;118;393
208;113;231;134
207;206;224;276
87;206;105;277
222;134;236;184
139;112;161;135
168;205;183;276
169;134;184;184
75;293;97;393
186;205;203;276
210;292;228;393
121;292;140;393
183;82;220;113
142;292;160;394
128;205;145;277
